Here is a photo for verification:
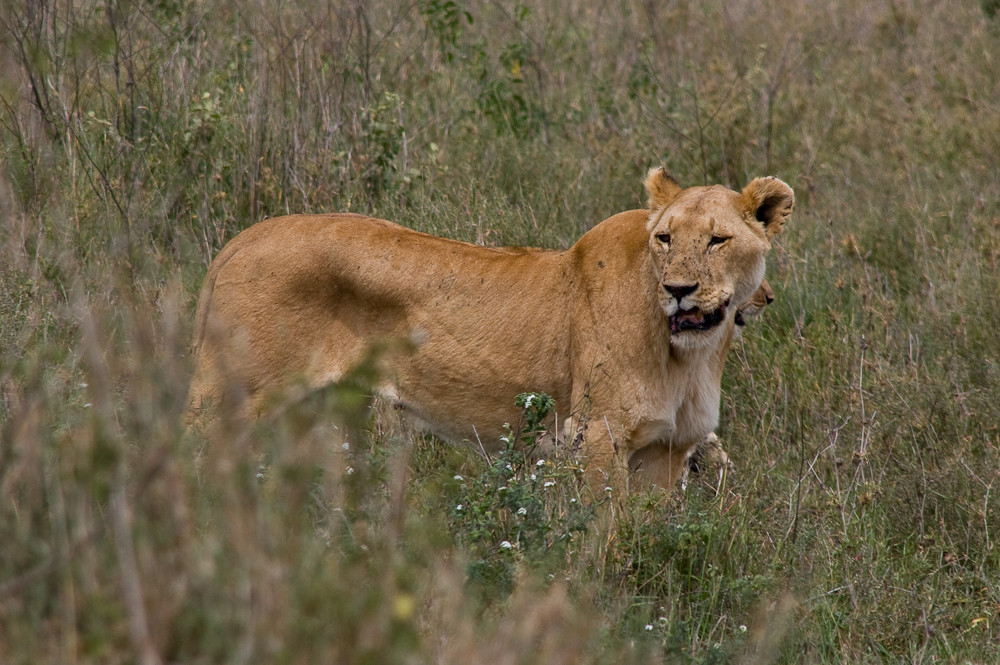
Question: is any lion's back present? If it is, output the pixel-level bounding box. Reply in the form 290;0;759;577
188;214;575;423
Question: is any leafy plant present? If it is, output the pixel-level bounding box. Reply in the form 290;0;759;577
448;392;594;599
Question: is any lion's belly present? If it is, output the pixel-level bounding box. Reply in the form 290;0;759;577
385;332;573;449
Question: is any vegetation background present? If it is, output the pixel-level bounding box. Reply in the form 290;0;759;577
1;0;998;662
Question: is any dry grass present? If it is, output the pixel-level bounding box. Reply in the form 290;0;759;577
1;0;999;662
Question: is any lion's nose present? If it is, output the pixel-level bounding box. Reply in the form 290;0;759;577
765;292;775;304
664;282;698;301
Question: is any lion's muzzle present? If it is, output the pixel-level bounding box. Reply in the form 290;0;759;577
669;305;727;334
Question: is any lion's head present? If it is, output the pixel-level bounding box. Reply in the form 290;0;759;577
644;168;793;350
735;277;775;327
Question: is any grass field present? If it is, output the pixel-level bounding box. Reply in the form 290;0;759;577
2;0;999;662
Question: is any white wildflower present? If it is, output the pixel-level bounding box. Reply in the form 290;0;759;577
739;625;747;633
500;540;513;550
453;474;464;481
342;442;350;451
530;474;537;481
604;486;613;493
346;466;355;475
517;507;527;515
523;394;535;408
644;624;654;631
456;504;463;511
543;481;555;488
536;459;546;467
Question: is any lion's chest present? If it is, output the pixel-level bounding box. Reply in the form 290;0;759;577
628;364;721;451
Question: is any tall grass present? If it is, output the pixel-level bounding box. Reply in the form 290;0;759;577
2;0;999;662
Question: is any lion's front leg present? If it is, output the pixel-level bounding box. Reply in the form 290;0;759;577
566;404;630;496
578;426;629;497
570;375;638;497
627;441;697;491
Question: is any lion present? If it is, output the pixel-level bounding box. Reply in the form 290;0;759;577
187;168;793;492
683;275;775;490
735;277;774;329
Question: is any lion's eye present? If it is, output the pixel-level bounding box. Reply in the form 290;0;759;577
708;236;730;248
655;233;671;245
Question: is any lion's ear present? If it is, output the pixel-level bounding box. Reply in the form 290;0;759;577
741;177;794;238
645;167;683;210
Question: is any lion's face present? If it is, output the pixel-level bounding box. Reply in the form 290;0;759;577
644;169;793;350
735;278;774;327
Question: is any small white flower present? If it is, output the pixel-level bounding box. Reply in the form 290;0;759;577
346;466;355;475
530;474;537;481
80;382;88;388
644;624;654;631
570;498;577;503
498;486;508;492
255;472;265;480
342;442;350;451
523;394;535;408
543;481;555;488
500;540;513;550
453;474;464;481
517;507;527;515
536;459;546;467
456;504;463;511
505;464;514;471
604;486;613;493
83;403;92;408
739;624;747;633
500;435;511;444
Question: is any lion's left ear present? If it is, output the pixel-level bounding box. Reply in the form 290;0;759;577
740;177;794;239
645;167;684;210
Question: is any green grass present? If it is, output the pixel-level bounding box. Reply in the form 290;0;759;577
2;0;999;662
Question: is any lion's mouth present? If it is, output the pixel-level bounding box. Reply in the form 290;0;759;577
670;306;726;334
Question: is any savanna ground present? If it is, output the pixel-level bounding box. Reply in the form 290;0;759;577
1;0;999;662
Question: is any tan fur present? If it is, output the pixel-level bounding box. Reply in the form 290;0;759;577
736;278;774;328
188;169;793;492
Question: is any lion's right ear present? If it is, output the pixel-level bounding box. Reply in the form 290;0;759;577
645;167;683;210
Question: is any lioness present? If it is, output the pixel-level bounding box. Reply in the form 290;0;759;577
735;277;774;329
188;169;793;491
684;275;775;488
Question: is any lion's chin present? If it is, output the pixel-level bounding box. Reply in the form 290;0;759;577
669;305;726;335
